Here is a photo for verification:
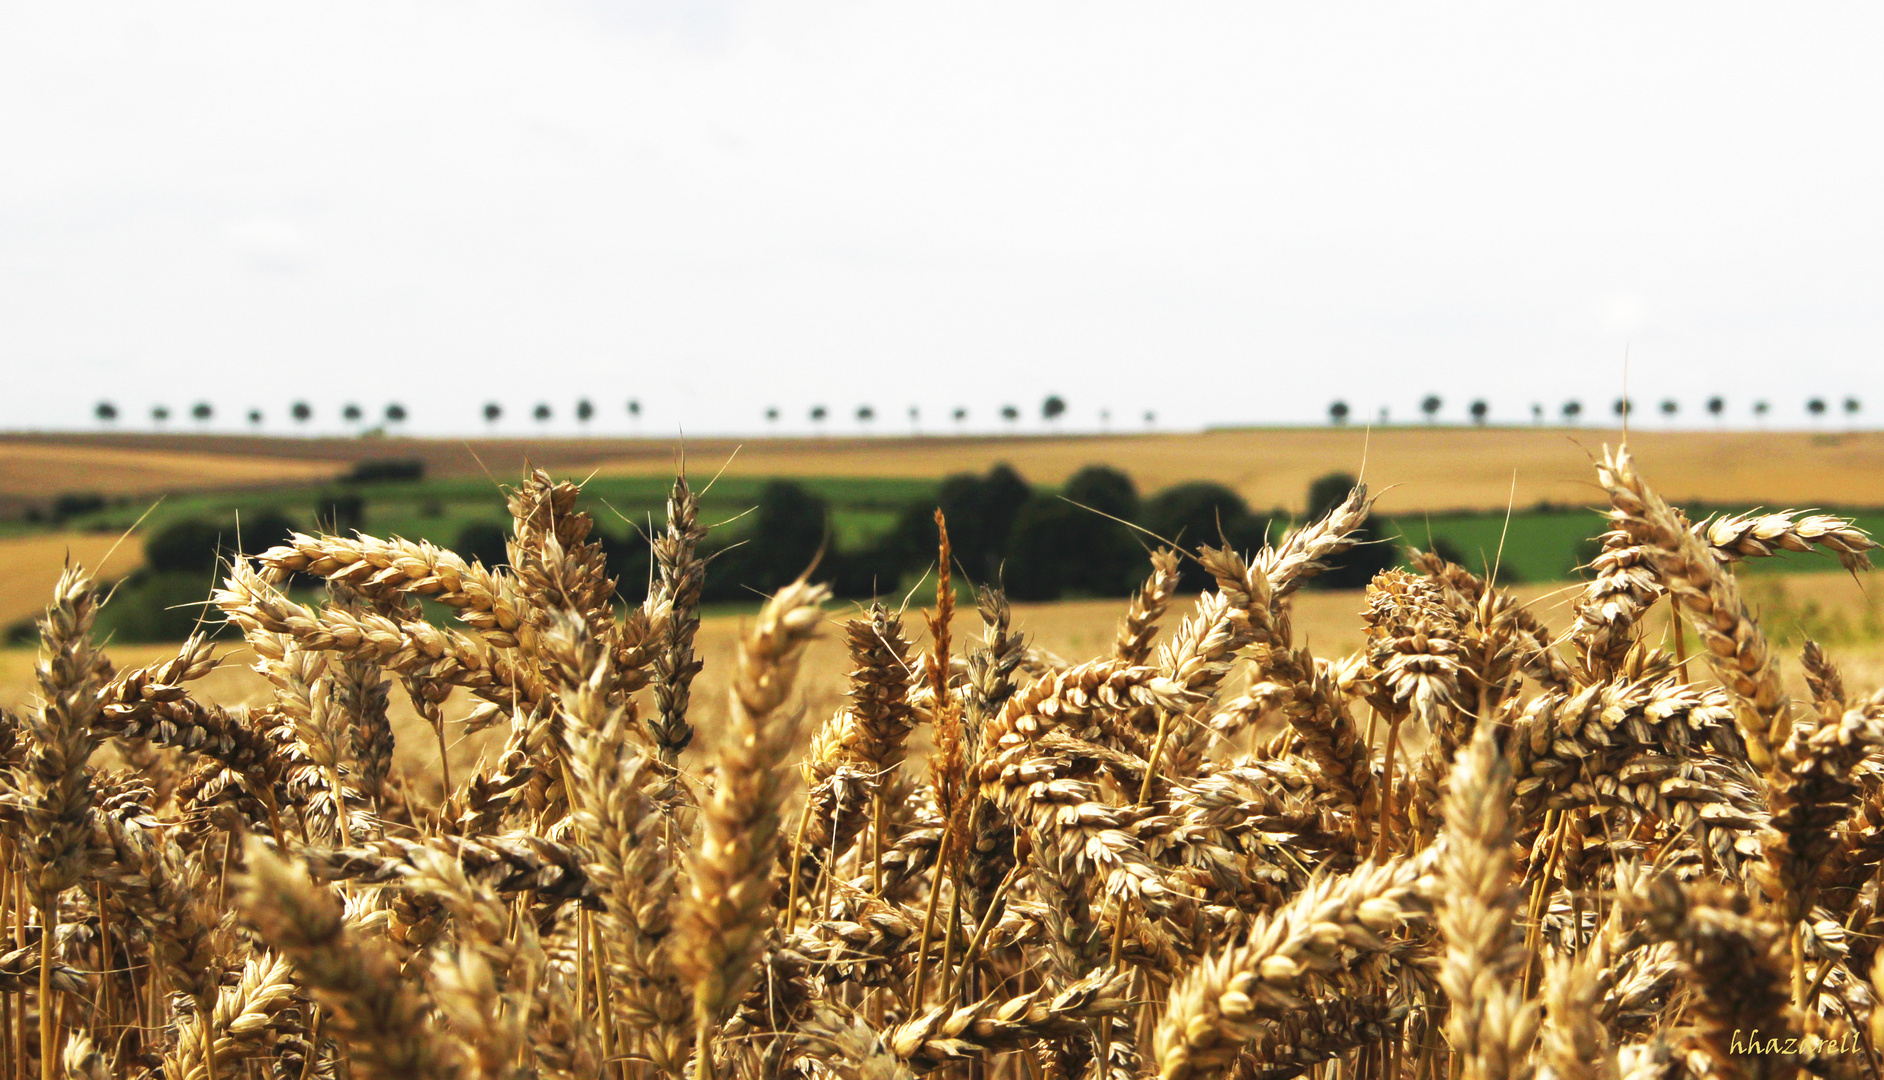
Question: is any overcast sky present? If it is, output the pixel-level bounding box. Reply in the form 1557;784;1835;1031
4;2;1882;437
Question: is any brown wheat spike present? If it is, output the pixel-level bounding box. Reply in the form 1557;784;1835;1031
1597;445;1791;773
647;473;708;761
1620;870;1797;1080
676;578;828;1078
239;838;466;1080
1115;548;1182;667
255;530;531;649
1154;853;1432;1080
1436;721;1538;1080
1694;508;1878;573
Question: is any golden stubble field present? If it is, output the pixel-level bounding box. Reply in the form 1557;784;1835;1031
10;426;1884;512
5;571;1877;800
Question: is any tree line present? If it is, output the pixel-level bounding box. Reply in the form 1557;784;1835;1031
1329;394;1864;426
48;464;1395;643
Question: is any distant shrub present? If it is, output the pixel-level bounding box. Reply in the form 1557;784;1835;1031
1006;465;1143;601
1301;472;1398;591
316;491;365;535
1140;482;1268;591
345;458;425;483
455;521;511;568
52;492;106;521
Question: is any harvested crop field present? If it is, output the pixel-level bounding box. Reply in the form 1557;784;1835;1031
10;426;1884;513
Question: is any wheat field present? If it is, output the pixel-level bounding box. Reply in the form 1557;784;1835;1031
0;445;1882;1080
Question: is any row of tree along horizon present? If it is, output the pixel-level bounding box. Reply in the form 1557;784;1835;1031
58;464;1397;643
88;392;1868;435
1330;394;1865;425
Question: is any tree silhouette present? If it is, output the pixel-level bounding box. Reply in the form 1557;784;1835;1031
191;402;213;424
247;408;264;427
1562;399;1582;424
1000;405;1020;425
1143;410;1156;427
952;407;968;425
1845;396;1862;421
575;399;594;427
1754;400;1771;423
291;401;312;425
908;405;920;433
1808;397;1828;422
483;402;502;426
1328;400;1350;425
627;399;642;422
1099;408;1112;429
95;401;117;423
1707;396;1725;421
151;405;170;425
1659;399;1678;421
810;405;828;425
342;403;363;424
765;407;780;423
1420;395;1442;423
385;403;407;424
1042;395;1067;425
533;403;552;423
856;404;875;429
1468;399;1489;425
1530;403;1543;425
1612;397;1633;421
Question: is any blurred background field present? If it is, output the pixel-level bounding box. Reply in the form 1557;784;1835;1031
5;420;1882;805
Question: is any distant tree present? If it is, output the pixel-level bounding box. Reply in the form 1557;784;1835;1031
1329;400;1351;425
1143;410;1156;426
342;403;363;424
385;403;407;424
483;402;503;426
765;406;780;424
810;405;828;429
1754;399;1771;423
1530;403;1543;424
1562;399;1582;424
702;481;836;601
533;403;552;423
191;401;213;424
952;407;968;426
455;521;511;569
291;401;312;425
1420;395;1442;423
1099;408;1112;429
575;398;594;427
1468;399;1489;425
1377;406;1390;424
1612;397;1633;420
1000;405;1020;425
247;408;264;427
1660;398;1678;421
95;401;117;423
1006;465;1140;600
908;405;920;433
1845;396;1862;422
1042;395;1067;425
856;404;875;429
1808;397;1828;422
1141;482;1269;591
316;490;366;535
627;399;642;422
1707;396;1725;421
1303;471;1396;590
152;405;170;425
